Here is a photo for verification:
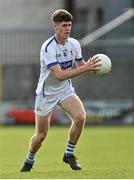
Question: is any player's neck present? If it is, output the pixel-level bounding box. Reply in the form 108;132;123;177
55;35;67;45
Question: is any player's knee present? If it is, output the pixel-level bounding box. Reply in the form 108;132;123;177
75;111;86;127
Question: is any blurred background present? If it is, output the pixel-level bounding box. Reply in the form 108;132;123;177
0;0;134;126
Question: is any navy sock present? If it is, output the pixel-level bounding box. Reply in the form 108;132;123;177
25;150;35;164
65;141;76;156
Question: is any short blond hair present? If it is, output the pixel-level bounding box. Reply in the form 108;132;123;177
52;9;73;22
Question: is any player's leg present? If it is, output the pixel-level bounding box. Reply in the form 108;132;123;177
59;94;86;170
59;94;86;143
30;113;51;153
20;113;51;172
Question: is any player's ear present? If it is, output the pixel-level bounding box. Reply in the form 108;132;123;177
53;22;57;29
53;22;60;31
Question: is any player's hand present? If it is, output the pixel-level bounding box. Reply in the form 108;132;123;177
85;56;102;72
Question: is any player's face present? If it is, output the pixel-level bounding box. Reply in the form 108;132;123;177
54;21;72;40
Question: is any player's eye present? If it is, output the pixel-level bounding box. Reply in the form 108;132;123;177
62;24;68;27
62;24;71;28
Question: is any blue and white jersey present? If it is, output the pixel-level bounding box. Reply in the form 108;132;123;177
36;36;83;97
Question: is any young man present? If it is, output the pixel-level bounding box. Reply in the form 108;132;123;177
20;9;101;172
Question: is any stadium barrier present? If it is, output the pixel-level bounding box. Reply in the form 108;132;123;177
0;99;134;126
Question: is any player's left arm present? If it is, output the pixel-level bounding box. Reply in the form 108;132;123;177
74;39;87;67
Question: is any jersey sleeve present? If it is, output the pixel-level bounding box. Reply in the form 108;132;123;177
41;45;59;68
74;40;83;61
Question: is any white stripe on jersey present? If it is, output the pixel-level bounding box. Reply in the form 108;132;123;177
36;36;83;96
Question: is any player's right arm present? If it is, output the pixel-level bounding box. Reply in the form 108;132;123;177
49;56;101;81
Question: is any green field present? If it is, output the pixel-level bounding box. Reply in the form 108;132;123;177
0;125;134;179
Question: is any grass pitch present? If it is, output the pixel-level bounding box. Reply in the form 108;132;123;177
0;125;134;179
